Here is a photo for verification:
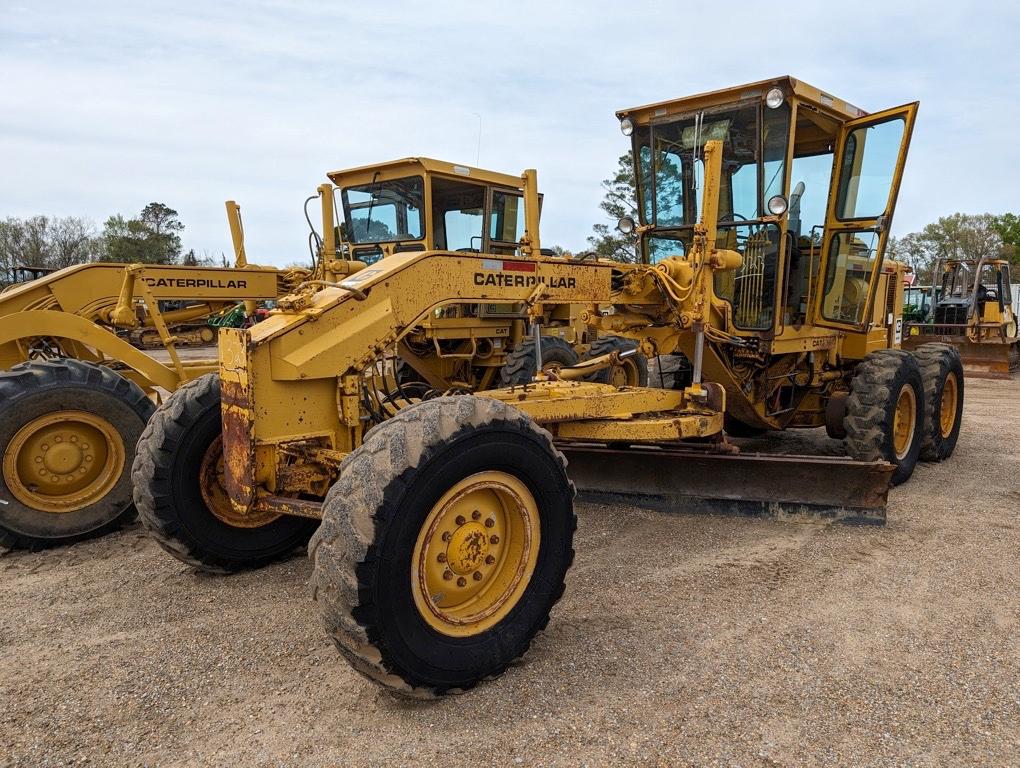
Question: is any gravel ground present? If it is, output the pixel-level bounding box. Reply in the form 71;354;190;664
1;377;1017;767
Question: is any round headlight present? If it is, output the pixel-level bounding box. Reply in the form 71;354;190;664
767;195;788;215
620;117;634;136
765;87;785;109
617;216;636;234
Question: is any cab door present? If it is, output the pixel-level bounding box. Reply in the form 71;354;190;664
811;102;918;331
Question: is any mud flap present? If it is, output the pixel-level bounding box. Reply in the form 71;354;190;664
557;443;894;525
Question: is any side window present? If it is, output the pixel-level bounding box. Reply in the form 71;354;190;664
820;231;881;324
444;208;483;251
790;152;833;240
835;117;905;220
432;181;485;251
490;192;525;243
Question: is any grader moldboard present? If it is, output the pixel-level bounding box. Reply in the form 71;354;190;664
0;206;313;549
134;77;964;697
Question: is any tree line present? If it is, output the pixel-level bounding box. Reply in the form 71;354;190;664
0;203;224;282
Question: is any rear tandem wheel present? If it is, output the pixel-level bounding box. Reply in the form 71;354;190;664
844;350;925;486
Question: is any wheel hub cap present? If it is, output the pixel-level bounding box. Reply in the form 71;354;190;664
447;521;490;574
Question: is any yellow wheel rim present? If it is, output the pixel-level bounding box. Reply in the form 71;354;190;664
3;410;125;513
939;373;959;439
892;385;917;460
200;436;280;528
607;358;641;387
412;471;540;637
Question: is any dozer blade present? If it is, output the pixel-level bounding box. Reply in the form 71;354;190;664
956;340;1020;380
557;443;894;525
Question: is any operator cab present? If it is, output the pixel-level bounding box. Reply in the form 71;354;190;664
618;76;918;337
935;259;1015;328
327;158;536;264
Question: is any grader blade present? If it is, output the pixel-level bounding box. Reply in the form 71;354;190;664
557;444;894;524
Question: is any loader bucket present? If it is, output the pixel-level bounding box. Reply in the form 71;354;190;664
557;443;894;525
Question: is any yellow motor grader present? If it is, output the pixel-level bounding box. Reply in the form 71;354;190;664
322;157;647;391
903;257;1019;378
0;206;311;549
134;77;962;697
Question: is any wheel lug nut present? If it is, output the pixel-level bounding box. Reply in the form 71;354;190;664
485;518;495;528
54;436;62;443
441;531;451;542
34;457;42;463
485;555;495;565
82;444;89;450
436;552;447;563
456;577;467;587
472;571;482;581
455;515;466;526
70;436;78;442
442;570;454;581
471;510;480;520
490;535;499;545
41;444;49;451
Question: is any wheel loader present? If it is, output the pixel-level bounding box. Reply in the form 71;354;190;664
321;157;647;391
134;76;963;697
903;257;1019;378
0;204;312;549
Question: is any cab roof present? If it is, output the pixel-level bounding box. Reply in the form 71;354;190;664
326;157;525;191
616;76;868;126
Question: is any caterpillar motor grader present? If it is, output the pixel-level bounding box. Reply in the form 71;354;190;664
903;257;1019;378
319;157;647;391
0;206;312;549
134;77;963;697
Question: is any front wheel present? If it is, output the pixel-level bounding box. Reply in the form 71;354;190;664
845;350;924;486
498;336;579;386
132;373;317;572
586;336;649;387
309;395;576;697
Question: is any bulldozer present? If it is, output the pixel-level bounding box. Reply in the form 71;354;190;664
133;77;962;697
0;206;312;549
321;157;647;391
903;257;1019;378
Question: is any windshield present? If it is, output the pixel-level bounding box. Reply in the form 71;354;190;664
341;175;425;244
634;102;789;229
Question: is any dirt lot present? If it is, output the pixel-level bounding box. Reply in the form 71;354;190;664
1;377;1017;767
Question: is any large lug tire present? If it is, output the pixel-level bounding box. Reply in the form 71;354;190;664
132;373;318;572
845;350;925;486
586;336;649;387
498;335;579;386
0;359;154;549
309;395;576;697
910;343;964;462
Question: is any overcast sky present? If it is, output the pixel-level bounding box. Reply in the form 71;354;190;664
2;1;1017;266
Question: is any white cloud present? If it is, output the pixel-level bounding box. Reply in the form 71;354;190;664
1;0;1017;264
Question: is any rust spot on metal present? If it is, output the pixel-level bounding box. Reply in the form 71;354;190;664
253;494;323;520
220;378;255;513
